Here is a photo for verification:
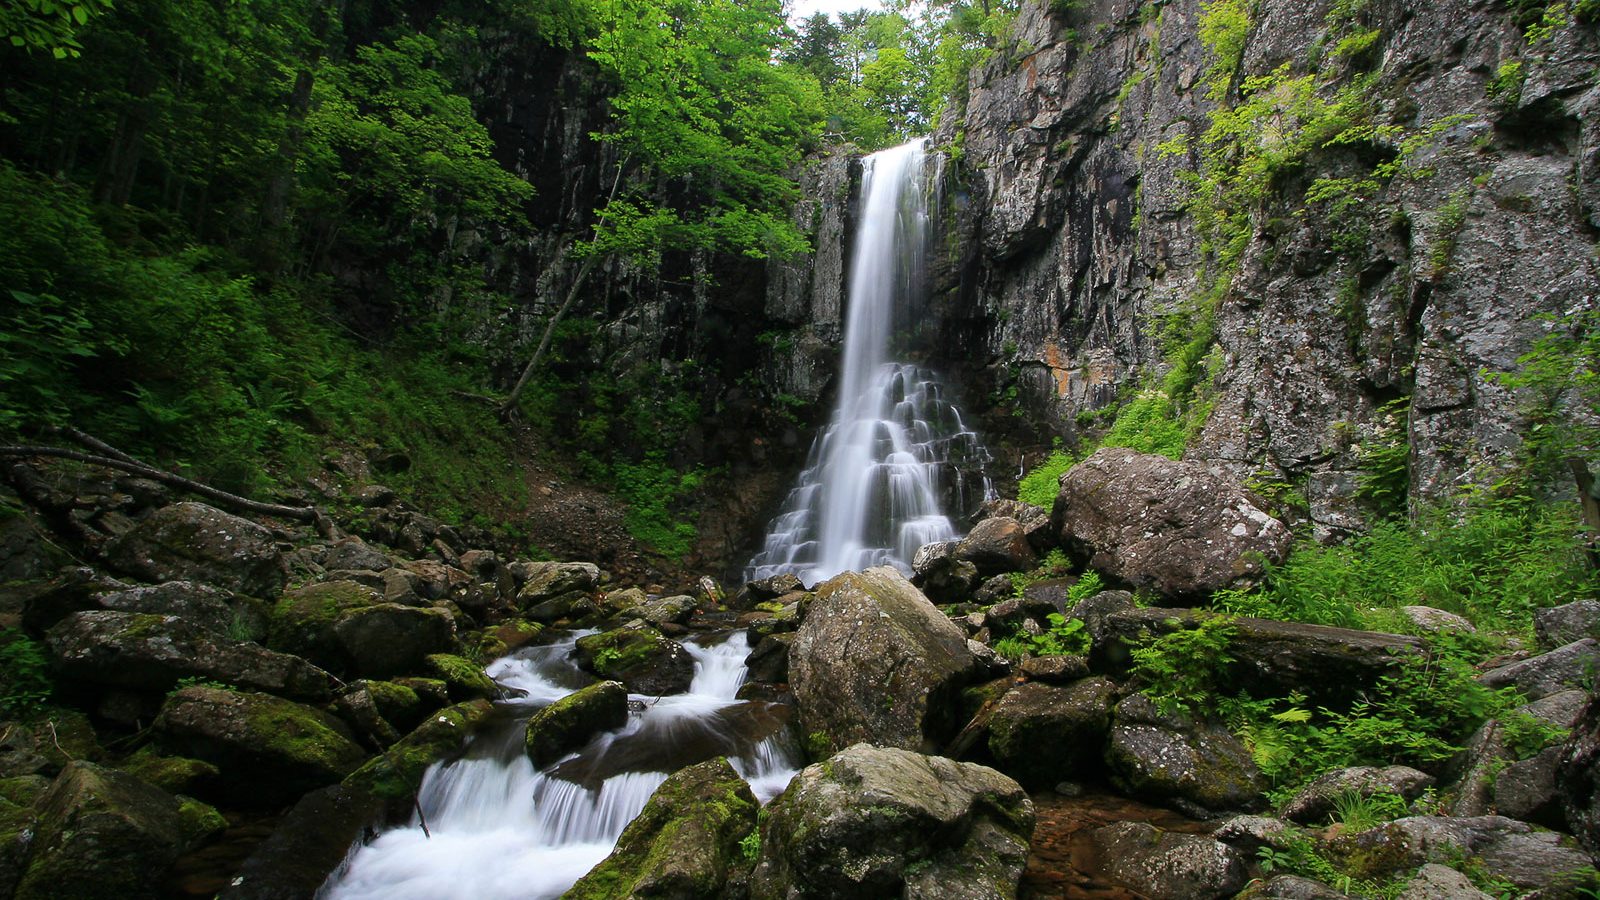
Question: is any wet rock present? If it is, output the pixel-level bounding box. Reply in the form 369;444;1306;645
954;517;1037;577
104;502;286;598
13;760;200;900
1092;821;1247;900
266;580;383;660
218;783;385;900
1330;815;1593;894
1017;653;1088;683
790;567;981;754
986;678;1117;789
1235;875;1349;899
344;700;493;799
46;609;334;700
746;633;794;684
750;744;1033;900
567;758;758;899
515;562;601;609
1095;608;1421;701
1478;638;1600;701
911;541;982;605
548;700;790;788
94;581;240;637
601;586;647;616
118;747;220;797
746;573;805;603
1535;601;1600;651
334;684;401;749
524;681;629;768
522;592;599;624
357;679;427;733
331;604;456;679
973;499;1053;552
575;626;695;695
421;653;497;701
637;594;696;628
1280;766;1436;825
1399;606;1476;634
1051;448;1291;600
153;686;367;806
1396;863;1494;900
1105;694;1266;816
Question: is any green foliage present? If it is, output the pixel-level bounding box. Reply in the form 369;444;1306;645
739;828;761;863
1017;448;1076;507
1354;398;1411;517
1128;613;1237;716
0;0;112;58
992;613;1091;661
1492;307;1600;483
611;454;705;561
1008;548;1076;596
1330;788;1410;831
1428;188;1472;279
0;630;52;720
1488;60;1526;107
1214;494;1593;633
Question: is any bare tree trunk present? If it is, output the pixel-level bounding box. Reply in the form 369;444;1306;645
499;252;600;420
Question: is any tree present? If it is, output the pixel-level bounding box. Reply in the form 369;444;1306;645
1;0;113;58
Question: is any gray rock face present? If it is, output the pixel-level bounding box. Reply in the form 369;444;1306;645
1332;815;1594;893
1052;449;1291;599
954;517;1038;577
1478;638;1600;701
790;568;981;754
1396;864;1494;900
1105;694;1266;816
153;686;367;806
515;562;601;608
1535;601;1600;651
105;502;286;597
750;744;1034;900
1560;693;1600;858
94;581;241;637
986;678;1118;789
46;610;333;700
14;761;197;900
1279;766;1435;825
1092;822;1248;900
217;784;385;900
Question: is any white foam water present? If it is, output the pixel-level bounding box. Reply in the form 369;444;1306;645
320;632;799;899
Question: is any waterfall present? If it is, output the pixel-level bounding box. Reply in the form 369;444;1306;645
321;632;801;899
747;138;993;587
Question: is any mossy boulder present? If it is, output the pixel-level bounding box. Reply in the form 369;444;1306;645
267;580;383;662
1105;694;1266;817
574;626;695;696
0;801;37;899
343;699;493;799
0;708;103;778
220;783;385;899
331;603;457;679
153;686;368;806
422;653;497;700
487;619;545;653
46;609;334;700
515;562;601;607
566;757;758;900
749;744;1034;900
118;747;220;796
524;681;629;768
1091;822;1248;900
104;502;286;598
359;679;428;733
14;760;203;900
987;677;1118;790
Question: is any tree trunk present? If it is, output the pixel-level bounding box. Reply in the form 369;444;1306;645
499;252;601;421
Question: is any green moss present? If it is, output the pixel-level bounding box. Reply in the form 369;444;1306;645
0;775;48;808
175;796;227;845
575;629;668;677
363;679;424;728
268;581;380;652
235;691;364;775
344;699;493;799
119;748;220;795
423;653;496;700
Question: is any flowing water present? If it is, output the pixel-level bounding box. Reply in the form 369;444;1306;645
747;138;993;586
322;632;800;899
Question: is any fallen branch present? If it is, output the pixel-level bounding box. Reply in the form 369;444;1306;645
0;444;336;537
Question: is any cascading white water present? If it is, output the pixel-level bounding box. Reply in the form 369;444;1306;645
321;632;800;900
747;138;993;586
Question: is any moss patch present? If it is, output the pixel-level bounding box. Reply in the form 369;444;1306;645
343;699;494;799
422;654;496;700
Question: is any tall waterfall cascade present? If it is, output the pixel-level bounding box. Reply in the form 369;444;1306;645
322;632;800;899
747;139;993;587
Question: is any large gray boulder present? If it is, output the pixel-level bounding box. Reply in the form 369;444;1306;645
1535;600;1600;651
93;581;243;637
524;681;629;768
1478;638;1600;701
566;758;758;899
985;678;1118;789
1051;448;1292;599
13;761;210;900
1330;815;1594;894
515;562;601;608
953;517;1037;577
1105;694;1266;816
267;580;456;678
104;502;286;597
153;686;367;806
47;610;333;700
1279;766;1435;825
1092;822;1248;900
750;744;1034;900
790;568;981;754
574;625;695;695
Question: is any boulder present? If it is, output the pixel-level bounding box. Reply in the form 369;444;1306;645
524;681;629;768
637;594;696;628
1016;654;1088;683
746;633;794;684
330;604;456;679
1535;600;1600;651
153;686;367;806
322;538;394;573
216;784;385;900
1051;448;1291;599
986;678;1118;789
953;517;1037;577
14;761;200;900
1395;864;1494;900
574;626;695;696
1399;606;1476;635
1213;815;1297;854
972;499;1053;552
104;502;286;597
118;747;220;797
46;610;333;700
1452;690;1586;821
566;758;758;900
1095;608;1422;702
911;541;981;605
1330;815;1594;894
343;699;493;799
1235;875;1350;899
749;744;1034;900
744;573;804;604
1105;694;1266;816
421;653;497;701
0;709;101;778
790;568;980;754
358;679;428;733
94;581;240;637
1478;639;1600;700
515;562;601;609
1560;693;1600;857
1091;822;1248;900
1279;766;1436;825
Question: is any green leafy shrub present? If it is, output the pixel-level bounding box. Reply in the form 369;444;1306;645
1128;613;1237;715
0;630;52;720
1017;449;1075;507
992;613;1091;661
